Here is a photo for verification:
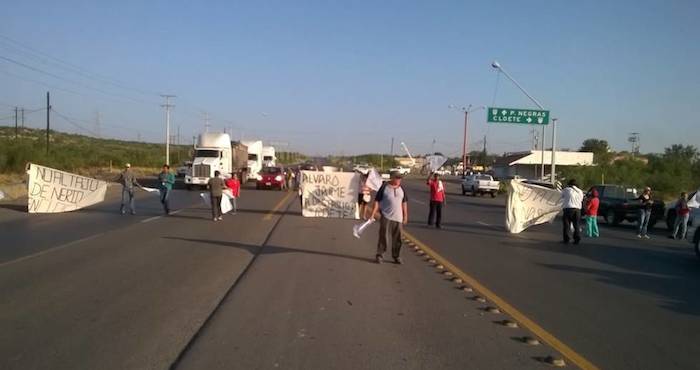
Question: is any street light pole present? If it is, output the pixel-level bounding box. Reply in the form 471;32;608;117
551;118;558;185
491;61;549;180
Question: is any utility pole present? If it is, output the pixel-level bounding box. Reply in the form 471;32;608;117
161;94;176;165
21;107;24;128
177;125;181;145
95;111;101;138
46;92;51;154
204;112;210;132
14;106;18;139
390;137;394;156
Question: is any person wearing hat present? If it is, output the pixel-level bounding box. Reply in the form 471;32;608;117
370;170;409;264
118;163;141;215
561;178;584;244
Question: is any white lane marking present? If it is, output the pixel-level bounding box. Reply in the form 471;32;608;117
477;221;491;226
141;209;184;223
412;199;426;205
0;232;105;268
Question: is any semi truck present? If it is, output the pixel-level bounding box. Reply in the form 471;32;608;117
184;133;248;189
242;140;263;181
262;146;276;167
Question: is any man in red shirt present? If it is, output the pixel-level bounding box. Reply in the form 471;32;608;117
427;172;446;229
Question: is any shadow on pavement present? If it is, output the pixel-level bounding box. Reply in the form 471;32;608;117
162;237;375;264
503;238;700;316
0;203;27;212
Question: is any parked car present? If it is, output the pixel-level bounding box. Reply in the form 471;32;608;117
462;174;500;197
591;185;665;228
256;166;286;190
176;161;192;177
665;191;697;230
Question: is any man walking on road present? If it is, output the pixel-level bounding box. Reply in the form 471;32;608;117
158;164;175;215
426;172;445;229
371;171;408;264
208;170;226;221
561;179;584;244
118;163;141;215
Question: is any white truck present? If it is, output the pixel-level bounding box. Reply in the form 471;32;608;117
262;146;276;167
242;140;263;181
185;133;232;189
461;174;500;197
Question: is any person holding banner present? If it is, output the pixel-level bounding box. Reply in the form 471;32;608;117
357;173;372;220
118;163;142;215
208;171;227;221
561;179;584;244
158;164;176;215
224;174;241;213
426;172;445;229
371;171;408;264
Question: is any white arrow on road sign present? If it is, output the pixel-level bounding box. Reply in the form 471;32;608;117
526;117;532;123
501;110;507;115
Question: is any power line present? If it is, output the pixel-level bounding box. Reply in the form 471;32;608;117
0;33;160;97
52;108;99;136
0;55;160;106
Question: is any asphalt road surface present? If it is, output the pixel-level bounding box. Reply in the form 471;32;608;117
1;178;699;370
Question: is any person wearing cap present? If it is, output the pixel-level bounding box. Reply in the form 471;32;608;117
426;172;445;229
370;171;409;264
158;164;175;215
118;163;141;215
561;179;584;244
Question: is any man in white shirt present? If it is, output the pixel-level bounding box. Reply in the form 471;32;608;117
561;179;584;244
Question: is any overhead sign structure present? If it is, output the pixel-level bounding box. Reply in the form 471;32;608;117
487;107;550;125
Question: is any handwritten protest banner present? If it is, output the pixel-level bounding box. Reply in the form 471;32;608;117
505;180;562;233
425;154;447;172
301;170;359;219
27;163;107;213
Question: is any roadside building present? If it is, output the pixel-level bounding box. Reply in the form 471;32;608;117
493;150;594;180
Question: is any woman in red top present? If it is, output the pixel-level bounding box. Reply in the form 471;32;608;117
224;174;241;213
585;188;600;237
427;172;446;229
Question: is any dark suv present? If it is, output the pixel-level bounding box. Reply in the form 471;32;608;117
591;185;665;229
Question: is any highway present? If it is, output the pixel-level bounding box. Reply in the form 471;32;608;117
1;178;699;370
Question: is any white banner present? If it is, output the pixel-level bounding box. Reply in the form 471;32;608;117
688;190;700;208
366;169;384;192
426;155;447;172
27;163;107;213
505;180;562;234
301;170;359;218
200;192;234;214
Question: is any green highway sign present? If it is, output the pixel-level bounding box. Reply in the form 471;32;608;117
487;107;550;125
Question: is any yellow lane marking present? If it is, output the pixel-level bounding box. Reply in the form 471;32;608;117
263;192;294;221
403;230;600;370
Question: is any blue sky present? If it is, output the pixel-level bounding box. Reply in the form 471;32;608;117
0;0;698;157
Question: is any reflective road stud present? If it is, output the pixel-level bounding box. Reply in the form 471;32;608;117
545;356;566;367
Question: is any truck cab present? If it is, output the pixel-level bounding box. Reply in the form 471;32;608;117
242;140;263;182
185;133;232;188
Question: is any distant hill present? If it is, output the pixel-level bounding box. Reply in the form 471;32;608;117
0;126;191;174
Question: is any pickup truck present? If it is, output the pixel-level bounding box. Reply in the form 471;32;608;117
591;184;665;229
390;166;411;175
462;174;500;197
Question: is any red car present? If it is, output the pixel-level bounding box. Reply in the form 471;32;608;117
256;167;287;190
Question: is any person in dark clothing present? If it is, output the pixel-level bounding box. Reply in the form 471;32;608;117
671;192;690;240
158;164;175;215
636;187;653;239
561;179;584;244
208;170;226;221
426;172;446;229
118;163;142;215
